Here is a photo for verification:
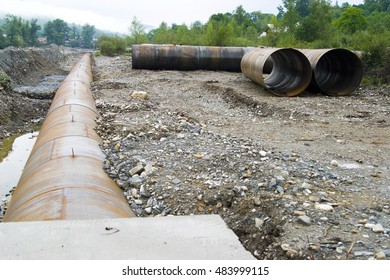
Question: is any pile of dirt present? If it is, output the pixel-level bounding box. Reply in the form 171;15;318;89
0;45;85;140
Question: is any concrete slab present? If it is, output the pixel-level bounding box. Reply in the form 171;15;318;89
0;215;254;260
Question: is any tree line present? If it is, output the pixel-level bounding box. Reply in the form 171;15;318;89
0;15;96;49
124;0;390;84
1;1;389;84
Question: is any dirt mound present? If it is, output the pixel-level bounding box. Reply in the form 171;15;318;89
0;46;86;140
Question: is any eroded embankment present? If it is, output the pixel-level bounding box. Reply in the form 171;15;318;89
0;45;85;146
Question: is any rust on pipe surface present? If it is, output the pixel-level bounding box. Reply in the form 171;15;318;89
132;44;251;71
240;48;312;97
299;48;363;96
3;53;135;222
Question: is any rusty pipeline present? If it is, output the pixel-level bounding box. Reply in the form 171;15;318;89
240;48;312;97
3;53;135;222
299;48;363;96
132;44;251;71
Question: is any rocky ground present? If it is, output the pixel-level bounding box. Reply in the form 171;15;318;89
92;55;389;260
1;47;389;260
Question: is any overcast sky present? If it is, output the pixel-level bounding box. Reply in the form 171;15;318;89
1;0;364;33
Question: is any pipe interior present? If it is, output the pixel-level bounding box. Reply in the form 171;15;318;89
314;49;363;95
263;49;310;95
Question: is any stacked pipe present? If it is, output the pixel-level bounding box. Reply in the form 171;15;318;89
3;53;135;222
132;44;363;96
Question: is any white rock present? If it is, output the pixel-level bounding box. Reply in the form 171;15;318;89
303;202;311;208
315;203;334;212
134;199;143;205
301;182;312;189
130;90;149;100
372;224;385;233
255;218;264;229
331;160;339;167
259;150;267;157
281;244;290;251
365;223;376;229
336;247;345;254
297;215;311;226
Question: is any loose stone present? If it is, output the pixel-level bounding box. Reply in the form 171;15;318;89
172;178;182;185
130;90;149;100
293;210;305;216
297;215;311;226
375;252;386;260
281;244;290;251
372;224;385;233
331;160;339;167
129;165;144;176
315;203;334;212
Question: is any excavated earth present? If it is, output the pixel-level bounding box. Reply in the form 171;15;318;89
1;47;389;260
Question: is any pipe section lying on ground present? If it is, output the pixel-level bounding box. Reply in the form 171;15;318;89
132;44;251;72
299;48;363;96
240;48;312;97
3;53;135;222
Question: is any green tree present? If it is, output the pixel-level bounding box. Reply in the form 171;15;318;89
189;21;206;45
97;35;126;56
205;19;234;46
68;24;81;47
27;19;41;46
334;7;368;34
0;27;7;48
2;15;24;47
44;19;69;45
81;24;96;48
296;0;333;44
278;0;300;33
366;11;390;33
363;0;390;13
296;0;312;17
128;17;147;44
173;24;192;45
150;22;175;44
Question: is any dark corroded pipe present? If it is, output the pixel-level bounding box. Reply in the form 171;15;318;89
132;44;251;72
240;48;312;97
299;48;363;96
3;53;135;222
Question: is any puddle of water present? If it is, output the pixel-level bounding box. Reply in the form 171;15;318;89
339;162;363;169
0;132;38;201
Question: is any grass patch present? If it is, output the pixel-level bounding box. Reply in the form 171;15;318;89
0;133;21;163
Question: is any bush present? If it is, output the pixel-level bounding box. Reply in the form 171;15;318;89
0;71;11;90
351;31;390;85
97;36;127;56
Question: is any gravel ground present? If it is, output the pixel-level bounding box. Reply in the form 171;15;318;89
92;55;390;260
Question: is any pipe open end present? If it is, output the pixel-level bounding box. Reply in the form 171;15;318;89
241;48;312;97
305;49;363;96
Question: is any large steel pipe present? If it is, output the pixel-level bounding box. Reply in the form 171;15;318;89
300;48;363;96
3;53;135;222
132;44;251;71
241;48;312;97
